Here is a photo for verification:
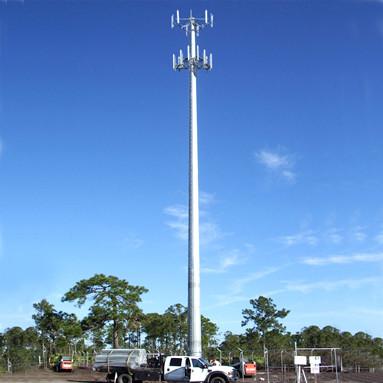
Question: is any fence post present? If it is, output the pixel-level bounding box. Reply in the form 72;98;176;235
238;348;244;381
334;348;339;383
264;346;270;383
7;358;12;373
216;348;222;365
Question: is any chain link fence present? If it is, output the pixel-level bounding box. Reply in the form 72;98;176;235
0;350;96;374
216;348;383;383
1;348;383;382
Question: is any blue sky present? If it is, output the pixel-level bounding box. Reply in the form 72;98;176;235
1;0;383;340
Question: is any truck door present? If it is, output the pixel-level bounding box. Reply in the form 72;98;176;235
164;357;187;382
185;357;191;380
189;358;208;382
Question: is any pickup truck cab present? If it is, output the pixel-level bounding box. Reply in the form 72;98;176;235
164;356;237;383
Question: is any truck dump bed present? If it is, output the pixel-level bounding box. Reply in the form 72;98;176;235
93;348;147;372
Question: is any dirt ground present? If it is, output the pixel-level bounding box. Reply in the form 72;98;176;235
0;368;105;383
1;370;383;383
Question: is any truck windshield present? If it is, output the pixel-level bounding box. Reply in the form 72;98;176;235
199;358;210;367
191;358;205;368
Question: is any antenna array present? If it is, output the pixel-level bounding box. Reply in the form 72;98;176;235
171;9;213;71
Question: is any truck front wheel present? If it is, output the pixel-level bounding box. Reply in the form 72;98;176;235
117;374;133;383
209;375;228;383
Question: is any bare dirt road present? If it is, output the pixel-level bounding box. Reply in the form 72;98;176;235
0;368;105;383
1;370;383;383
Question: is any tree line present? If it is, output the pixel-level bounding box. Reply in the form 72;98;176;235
1;274;382;372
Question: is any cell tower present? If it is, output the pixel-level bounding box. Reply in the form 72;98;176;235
171;10;213;358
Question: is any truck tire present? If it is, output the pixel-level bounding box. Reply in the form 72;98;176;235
117;374;133;383
209;375;228;383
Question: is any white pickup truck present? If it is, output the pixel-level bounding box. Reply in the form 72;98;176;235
94;349;238;383
164;355;237;383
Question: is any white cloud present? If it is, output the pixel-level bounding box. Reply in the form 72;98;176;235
352;226;367;242
123;233;144;249
166;219;188;241
288;307;383;320
199;191;216;206
281;277;379;294
0;0;25;4
164;193;222;245
278;224;383;248
208;294;249;307
326;228;343;244
255;148;296;182
231;267;281;294
279;230;318;247
209;266;282;307
244;243;256;254
256;150;290;169
281;170;296;182
375;232;383;244
202;244;255;275
164;204;188;240
303;252;383;266
356;308;383;317
200;222;222;245
164;204;188;220
0;229;3;258
202;252;243;274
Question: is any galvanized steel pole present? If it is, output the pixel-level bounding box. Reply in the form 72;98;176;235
188;15;201;358
171;10;213;358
